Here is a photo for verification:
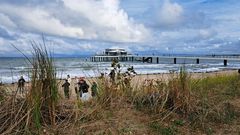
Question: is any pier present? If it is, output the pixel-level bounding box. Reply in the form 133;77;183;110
90;55;240;66
91;49;240;66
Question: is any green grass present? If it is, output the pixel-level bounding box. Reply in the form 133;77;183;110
1;56;240;134
149;122;178;135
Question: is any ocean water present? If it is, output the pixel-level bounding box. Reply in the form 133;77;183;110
0;57;240;83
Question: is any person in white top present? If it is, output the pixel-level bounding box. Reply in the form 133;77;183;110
67;75;71;83
66;75;72;98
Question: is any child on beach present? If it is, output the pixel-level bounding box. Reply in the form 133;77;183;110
17;76;25;94
62;79;70;99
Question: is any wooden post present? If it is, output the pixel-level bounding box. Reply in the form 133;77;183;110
224;59;227;66
174;58;177;64
196;58;199;64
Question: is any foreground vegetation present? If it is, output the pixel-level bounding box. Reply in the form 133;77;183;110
0;46;240;134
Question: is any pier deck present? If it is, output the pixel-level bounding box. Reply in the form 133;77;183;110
90;55;240;66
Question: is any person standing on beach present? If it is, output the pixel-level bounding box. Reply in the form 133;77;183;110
91;82;98;97
67;75;71;84
76;78;82;97
74;76;79;99
77;77;89;98
109;69;115;83
67;75;72;97
62;79;70;99
17;76;25;94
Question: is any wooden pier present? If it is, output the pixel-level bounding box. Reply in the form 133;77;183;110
90;55;240;66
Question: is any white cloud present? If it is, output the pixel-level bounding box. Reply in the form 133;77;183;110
0;0;149;43
0;5;84;39
62;0;149;42
0;13;16;29
198;29;216;39
0;38;14;54
0;38;4;45
157;0;183;26
0;0;240;55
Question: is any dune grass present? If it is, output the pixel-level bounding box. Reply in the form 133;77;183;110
0;41;75;134
0;48;240;134
75;61;240;134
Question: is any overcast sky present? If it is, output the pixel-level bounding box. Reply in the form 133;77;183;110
0;0;240;56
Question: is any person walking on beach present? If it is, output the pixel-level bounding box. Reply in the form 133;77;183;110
77;77;89;98
91;82;98;97
17;76;25;94
62;79;70;99
109;69;115;83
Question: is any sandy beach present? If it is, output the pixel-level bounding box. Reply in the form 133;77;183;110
1;69;239;100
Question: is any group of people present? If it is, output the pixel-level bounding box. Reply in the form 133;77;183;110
62;75;98;100
13;68;240;98
16;75;98;100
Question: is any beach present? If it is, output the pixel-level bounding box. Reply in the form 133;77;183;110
1;69;239;100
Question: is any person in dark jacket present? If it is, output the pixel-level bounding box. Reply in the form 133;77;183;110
109;69;115;83
77;77;89;98
17;76;26;94
62;79;70;99
91;82;98;97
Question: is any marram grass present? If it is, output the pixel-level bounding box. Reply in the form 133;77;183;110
0;54;240;134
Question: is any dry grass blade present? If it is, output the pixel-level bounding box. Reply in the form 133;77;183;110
0;39;75;134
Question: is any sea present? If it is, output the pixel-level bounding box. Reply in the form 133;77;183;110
0;56;240;84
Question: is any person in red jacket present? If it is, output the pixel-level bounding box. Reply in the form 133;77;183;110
77;77;89;98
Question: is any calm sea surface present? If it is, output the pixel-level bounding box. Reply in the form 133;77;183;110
0;57;240;83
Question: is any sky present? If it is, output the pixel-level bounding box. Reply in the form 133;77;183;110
0;0;240;57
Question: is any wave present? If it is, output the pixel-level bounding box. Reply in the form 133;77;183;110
1;59;240;84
